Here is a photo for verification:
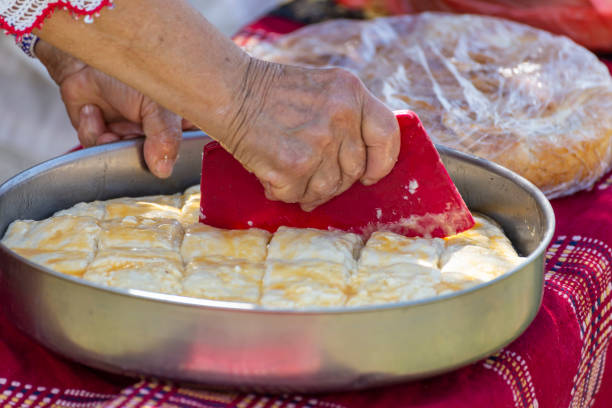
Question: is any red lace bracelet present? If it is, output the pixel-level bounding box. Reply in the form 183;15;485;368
1;0;113;37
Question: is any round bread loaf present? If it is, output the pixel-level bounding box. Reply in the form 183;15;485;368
248;13;612;198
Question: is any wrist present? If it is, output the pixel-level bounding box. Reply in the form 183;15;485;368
222;56;283;153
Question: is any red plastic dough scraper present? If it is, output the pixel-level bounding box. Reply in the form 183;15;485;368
199;110;474;238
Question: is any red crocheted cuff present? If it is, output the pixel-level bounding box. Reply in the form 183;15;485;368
1;0;113;37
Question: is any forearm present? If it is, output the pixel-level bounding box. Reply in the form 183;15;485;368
35;0;251;142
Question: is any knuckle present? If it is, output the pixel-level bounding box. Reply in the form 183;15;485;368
263;185;278;201
344;159;366;180
274;188;301;203
330;101;357;124
383;114;401;143
294;156;317;176
310;177;337;196
364;101;398;140
259;171;302;203
311;130;334;151
275;151;297;170
259;170;284;188
333;68;363;93
340;139;367;179
60;72;91;102
141;98;162;118
277;147;317;175
330;67;356;82
60;80;81;103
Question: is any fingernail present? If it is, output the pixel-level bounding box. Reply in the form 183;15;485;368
81;104;94;115
155;155;175;178
361;178;375;186
301;202;321;212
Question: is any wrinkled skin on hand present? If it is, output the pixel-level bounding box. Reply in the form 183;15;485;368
37;40;399;210
36;40;190;178
224;60;400;211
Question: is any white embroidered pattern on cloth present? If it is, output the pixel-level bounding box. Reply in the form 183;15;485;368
103;381;348;408
0;0;112;35
483;234;612;408
0;378;349;408
545;235;612;408
483;350;539;408
0;378;116;407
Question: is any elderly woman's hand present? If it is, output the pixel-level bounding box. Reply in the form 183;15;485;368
34;0;399;210
35;40;189;178
221;60;400;211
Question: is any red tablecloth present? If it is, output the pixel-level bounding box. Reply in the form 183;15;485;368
2;15;612;408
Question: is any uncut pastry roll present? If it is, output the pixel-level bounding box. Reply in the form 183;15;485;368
359;230;444;269
104;194;183;221
84;248;183;294
181;224;271;263
440;245;523;282
10;248;93;277
180;184;201;226
443;215;520;261
1;215;100;253
347;263;441;306
261;260;350;308
99;216;184;251
182;258;264;303
435;272;484;296
267;226;363;269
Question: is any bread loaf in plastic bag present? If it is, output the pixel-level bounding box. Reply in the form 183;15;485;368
248;13;612;198
336;0;612;52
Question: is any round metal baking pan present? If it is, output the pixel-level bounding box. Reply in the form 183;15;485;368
0;132;554;393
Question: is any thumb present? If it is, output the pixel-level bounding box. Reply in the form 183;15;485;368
77;104;106;147
141;100;183;179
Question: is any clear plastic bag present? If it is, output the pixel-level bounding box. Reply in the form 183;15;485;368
336;0;612;52
248;13;612;198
